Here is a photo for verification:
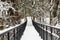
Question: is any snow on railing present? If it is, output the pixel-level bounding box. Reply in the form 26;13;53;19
33;20;60;40
0;19;27;40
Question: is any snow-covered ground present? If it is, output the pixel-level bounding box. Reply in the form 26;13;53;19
21;17;43;40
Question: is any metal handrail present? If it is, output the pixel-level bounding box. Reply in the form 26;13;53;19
0;21;27;40
32;21;60;40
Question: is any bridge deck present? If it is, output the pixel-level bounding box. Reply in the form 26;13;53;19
21;17;43;40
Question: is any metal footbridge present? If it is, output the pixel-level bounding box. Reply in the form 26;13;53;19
0;17;60;40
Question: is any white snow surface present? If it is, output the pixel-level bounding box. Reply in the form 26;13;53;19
21;17;43;40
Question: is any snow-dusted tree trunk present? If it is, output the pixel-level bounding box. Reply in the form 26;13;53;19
50;0;59;26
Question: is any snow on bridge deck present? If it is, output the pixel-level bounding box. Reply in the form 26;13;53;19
21;17;43;40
